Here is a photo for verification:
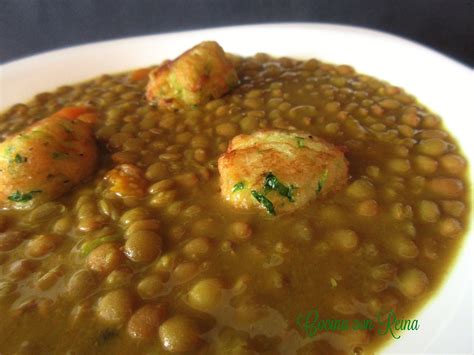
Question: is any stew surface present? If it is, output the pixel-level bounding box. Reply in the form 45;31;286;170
0;51;470;354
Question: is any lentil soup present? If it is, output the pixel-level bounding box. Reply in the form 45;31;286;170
0;48;470;354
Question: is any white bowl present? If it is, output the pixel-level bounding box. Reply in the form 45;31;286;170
1;23;472;354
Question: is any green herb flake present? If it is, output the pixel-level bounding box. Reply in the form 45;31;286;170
317;169;329;194
296;136;305;148
5;146;14;155
232;181;245;193
251;190;276;215
204;62;212;76
289;184;297;200
63;127;73;134
7;190;42;203
52;151;69;160
12;153;27;164
226;77;238;90
169;72;184;98
81;235;122;256
263;172;295;202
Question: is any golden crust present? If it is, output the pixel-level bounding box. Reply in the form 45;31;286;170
218;130;349;215
0;107;98;209
146;41;238;108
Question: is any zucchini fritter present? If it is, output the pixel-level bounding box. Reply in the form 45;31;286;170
0;107;98;209
146;41;238;108
218;130;349;215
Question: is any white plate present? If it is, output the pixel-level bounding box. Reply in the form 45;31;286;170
1;23;473;354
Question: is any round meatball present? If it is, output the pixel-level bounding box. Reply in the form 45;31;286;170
146;41;238;108
218;130;348;215
0;107;98;209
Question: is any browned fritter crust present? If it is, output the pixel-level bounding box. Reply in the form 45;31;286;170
0;107;98;209
218;130;349;215
146;41;238;108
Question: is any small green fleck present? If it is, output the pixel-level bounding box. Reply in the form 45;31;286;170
232;181;245;193
169;72;184;98
263;172;295;202
296;136;305;148
317;169;329;194
7;190;42;203
289;184;297;201
330;277;338;288
204;62;212;76
52;151;69;160
226;77;238;90
11;154;27;164
81;235;122;256
251;190;276;215
62;125;74;134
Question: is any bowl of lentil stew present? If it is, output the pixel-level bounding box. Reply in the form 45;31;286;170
0;24;472;354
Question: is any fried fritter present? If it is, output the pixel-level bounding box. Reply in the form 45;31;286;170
146;41;238;108
218;130;349;215
0;107;98;209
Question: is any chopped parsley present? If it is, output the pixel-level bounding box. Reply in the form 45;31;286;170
7;190;42;203
232;181;245;193
296;136;305;148
263;172;295;202
317;169;329;193
251;190;276;216
11;153;27;164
